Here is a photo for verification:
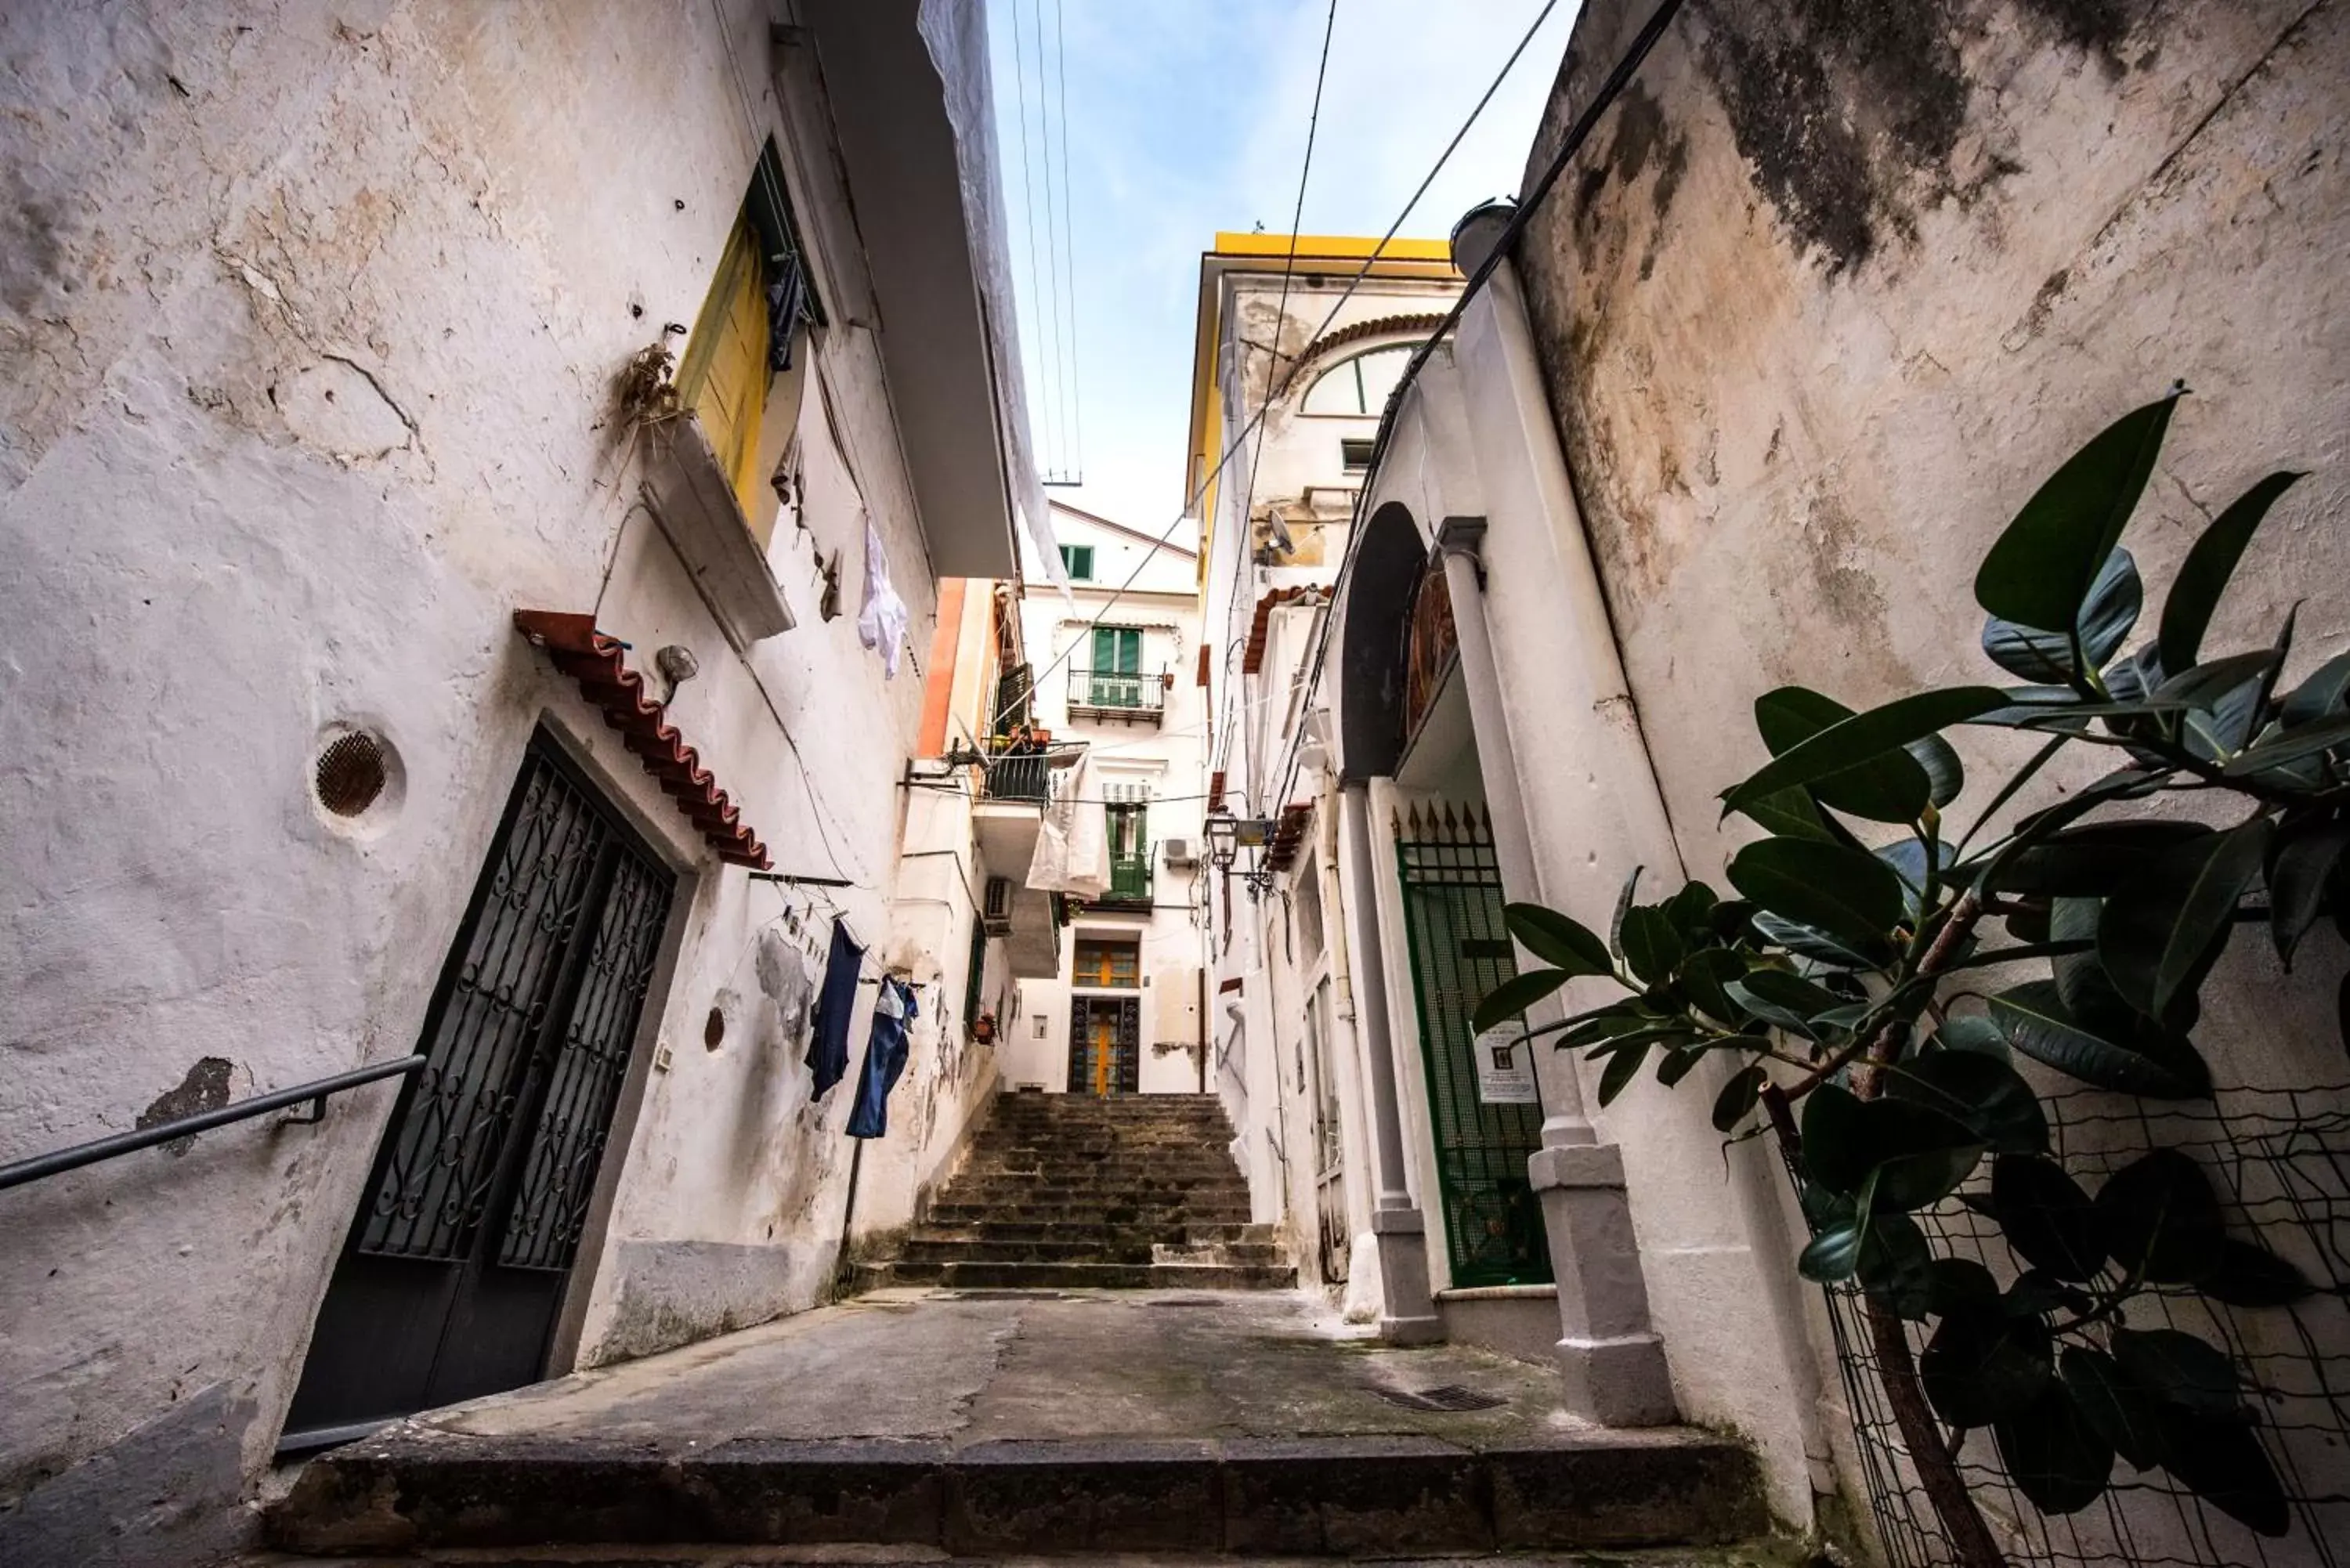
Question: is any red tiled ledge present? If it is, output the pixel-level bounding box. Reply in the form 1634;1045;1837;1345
512;610;772;869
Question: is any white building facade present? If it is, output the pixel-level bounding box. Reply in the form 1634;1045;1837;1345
1000;504;1208;1097
0;5;1053;1563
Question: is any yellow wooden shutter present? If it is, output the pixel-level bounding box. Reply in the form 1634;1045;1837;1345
677;215;773;536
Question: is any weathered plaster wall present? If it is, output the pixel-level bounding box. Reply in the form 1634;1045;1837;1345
0;2;971;1562
1506;0;2350;1541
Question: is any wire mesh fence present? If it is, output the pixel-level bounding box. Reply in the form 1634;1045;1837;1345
1817;1085;2350;1567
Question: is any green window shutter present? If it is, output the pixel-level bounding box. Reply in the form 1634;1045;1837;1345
1090;626;1115;675
1114;628;1140;674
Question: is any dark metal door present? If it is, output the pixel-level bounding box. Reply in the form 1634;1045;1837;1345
1067;995;1141;1095
1394;804;1553;1288
283;734;674;1448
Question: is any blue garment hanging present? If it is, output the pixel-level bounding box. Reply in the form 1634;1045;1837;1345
846;977;916;1140
808;921;863;1097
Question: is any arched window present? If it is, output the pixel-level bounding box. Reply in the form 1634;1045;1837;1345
1299;343;1419;416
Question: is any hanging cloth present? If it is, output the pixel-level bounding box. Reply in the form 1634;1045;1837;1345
847;977;916;1139
1025;750;1109;898
755;927;819;1053
857;519;909;677
808;921;864;1097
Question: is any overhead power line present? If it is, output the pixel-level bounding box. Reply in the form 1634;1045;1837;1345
1262;0;1691;822
993;0;1565;739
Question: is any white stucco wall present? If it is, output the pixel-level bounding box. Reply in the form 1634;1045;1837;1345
1004;507;1208;1099
0;4;1009;1561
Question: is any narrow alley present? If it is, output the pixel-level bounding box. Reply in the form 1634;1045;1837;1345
5;2;2349;1567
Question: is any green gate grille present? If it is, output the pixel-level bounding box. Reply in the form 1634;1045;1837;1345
1394;804;1553;1288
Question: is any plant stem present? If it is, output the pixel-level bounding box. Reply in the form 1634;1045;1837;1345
1864;1293;2013;1568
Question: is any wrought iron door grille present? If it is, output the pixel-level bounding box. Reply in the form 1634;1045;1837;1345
498;847;671;1270
1394;804;1553;1288
356;740;671;1269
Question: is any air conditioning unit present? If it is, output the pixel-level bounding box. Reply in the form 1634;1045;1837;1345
1162;837;1198;866
982;876;1014;934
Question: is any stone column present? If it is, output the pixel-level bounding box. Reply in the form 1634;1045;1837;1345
1435;515;1675;1425
1337;779;1442;1346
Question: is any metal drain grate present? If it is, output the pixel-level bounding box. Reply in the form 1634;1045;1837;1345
942;1289;1072;1300
315;732;388;817
1148;1296;1227;1307
1372;1383;1507;1411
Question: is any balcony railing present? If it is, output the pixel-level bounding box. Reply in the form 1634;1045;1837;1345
1067;667;1164;722
979;752;1051;804
1104;853;1153;905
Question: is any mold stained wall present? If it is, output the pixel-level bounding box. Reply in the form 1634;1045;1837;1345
1501;0;2350;1527
0;1;972;1558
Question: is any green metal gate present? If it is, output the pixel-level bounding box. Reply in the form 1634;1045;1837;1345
1394;804;1553;1288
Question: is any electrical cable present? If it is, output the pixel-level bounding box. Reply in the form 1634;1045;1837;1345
1238;0;1339;565
984;0;1564;742
1051;0;1084;480
1259;0;1689;826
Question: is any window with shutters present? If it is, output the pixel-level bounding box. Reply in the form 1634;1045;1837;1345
1060;544;1094;580
1079;625;1147;710
675;142;825;543
1072;937;1140;988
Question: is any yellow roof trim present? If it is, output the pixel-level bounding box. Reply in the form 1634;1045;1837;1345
1185;234;1459;591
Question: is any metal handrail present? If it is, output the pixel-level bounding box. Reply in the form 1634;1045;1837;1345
1067;666;1166;714
0;1054;425;1192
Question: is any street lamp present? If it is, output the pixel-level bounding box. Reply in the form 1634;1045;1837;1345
1203;809;1239;872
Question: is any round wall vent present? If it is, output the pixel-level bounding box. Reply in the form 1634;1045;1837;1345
315;732;389;817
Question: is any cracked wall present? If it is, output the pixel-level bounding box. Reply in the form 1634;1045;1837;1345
0;2;953;1562
1513;0;2348;1546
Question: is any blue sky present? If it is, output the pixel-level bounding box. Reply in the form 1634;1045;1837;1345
985;0;1582;544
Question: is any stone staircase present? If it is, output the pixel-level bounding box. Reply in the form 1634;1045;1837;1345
859;1091;1296;1292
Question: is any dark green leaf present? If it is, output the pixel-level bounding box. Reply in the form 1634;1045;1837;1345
1597;1037;1654;1107
2155;1407;2290;1536
1927;1256;2001;1317
1727;838;1906;956
2103;640;2164;703
1802;1084;1872;1194
1725;687;2008;822
1799;1220;1867;1283
1611;865;1642;957
2198;1238;2316;1308
1983;547;2144;683
1711;1064;1766;1132
2112;1327;2243;1422
1933;1015;2012;1060
1737;966;1844;1021
1857;1212;1936;1320
1654;1045;1705;1088
1908;733;1967;808
1504;902;1614;977
1990;1154;2106;1281
2062;1346;2164;1470
1678;948;1749;1028
1665;880;1719;939
1731;786;1840;844
1470;968;1572;1034
2097;818;2270;1018
2004;1270;2095;1321
2269;822;2350;967
1748;909;1877;970
2096;1149;2225;1285
1618;905;1686;987
1976;393;2180;633
2158;471;2302;673
1996;1381;2114;1516
1922;1304;2053;1428
1885;1052;2048;1154
2225;711;2350;778
2155;649;2279;713
1988;821;2216;899
1557;1006;1661;1049
1989;980;2211;1097
1876;1142;1986;1212
2280;649;2350;728
1877;837;1956;919
1752;688;1934;825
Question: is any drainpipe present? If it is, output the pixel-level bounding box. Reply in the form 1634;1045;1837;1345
1337;779;1442;1346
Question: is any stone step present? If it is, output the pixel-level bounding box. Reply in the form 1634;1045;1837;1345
269;1429;1765;1558
924;1205;1254;1229
877;1260;1300;1290
909;1220;1273;1245
942;1183;1249;1205
898;1237;1287;1266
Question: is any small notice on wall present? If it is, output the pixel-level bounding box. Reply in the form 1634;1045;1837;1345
1472;1029;1539;1105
